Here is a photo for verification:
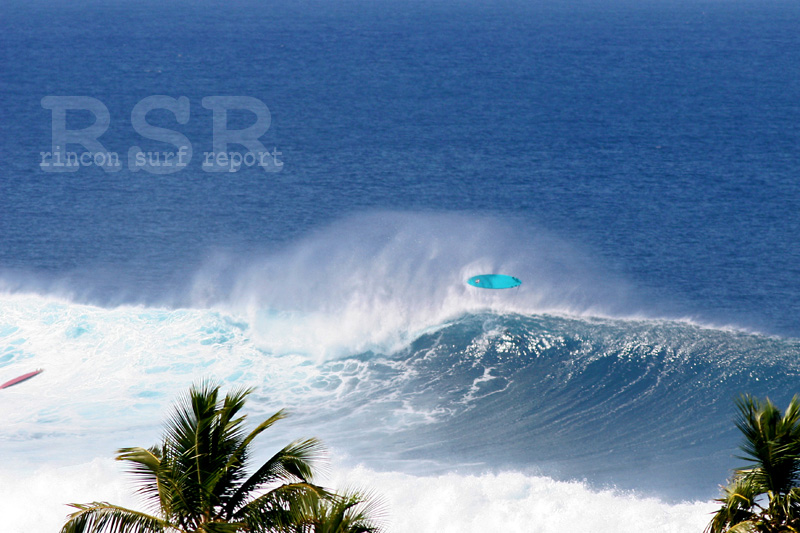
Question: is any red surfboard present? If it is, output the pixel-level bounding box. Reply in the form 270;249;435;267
0;369;44;389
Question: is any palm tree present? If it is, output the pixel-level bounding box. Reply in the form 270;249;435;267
707;394;800;533
61;381;382;533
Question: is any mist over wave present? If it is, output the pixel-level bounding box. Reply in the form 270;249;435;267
190;212;643;310
3;211;643;309
0;211;763;343
181;212;676;359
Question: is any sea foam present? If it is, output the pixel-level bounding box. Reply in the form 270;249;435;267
2;459;715;533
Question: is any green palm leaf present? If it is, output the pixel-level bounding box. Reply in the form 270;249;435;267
60;502;170;533
224;437;326;517
116;446;168;514
235;482;328;531
733;394;800;494
303;489;386;533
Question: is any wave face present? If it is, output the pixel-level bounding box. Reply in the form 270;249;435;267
2;291;797;502
310;313;800;499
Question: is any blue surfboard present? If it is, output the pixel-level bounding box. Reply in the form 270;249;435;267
467;274;521;289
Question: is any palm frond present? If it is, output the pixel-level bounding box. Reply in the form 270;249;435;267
306;489;387;533
116;445;166;513
60;502;169;533
198;521;247;533
162;381;240;525
707;467;764;532
733;394;800;495
206;408;287;507
225;437;326;517
224;409;287;476
234;482;328;531
725;521;759;533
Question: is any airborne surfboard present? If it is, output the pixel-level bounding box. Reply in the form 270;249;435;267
467;274;521;289
0;369;44;390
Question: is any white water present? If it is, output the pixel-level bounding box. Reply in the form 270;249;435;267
3;458;715;533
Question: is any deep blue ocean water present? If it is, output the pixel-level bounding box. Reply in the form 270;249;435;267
1;0;800;529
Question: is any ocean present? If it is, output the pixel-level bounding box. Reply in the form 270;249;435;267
1;0;799;531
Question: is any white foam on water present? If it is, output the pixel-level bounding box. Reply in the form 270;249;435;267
1;459;136;533
331;465;716;533
1;458;715;533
